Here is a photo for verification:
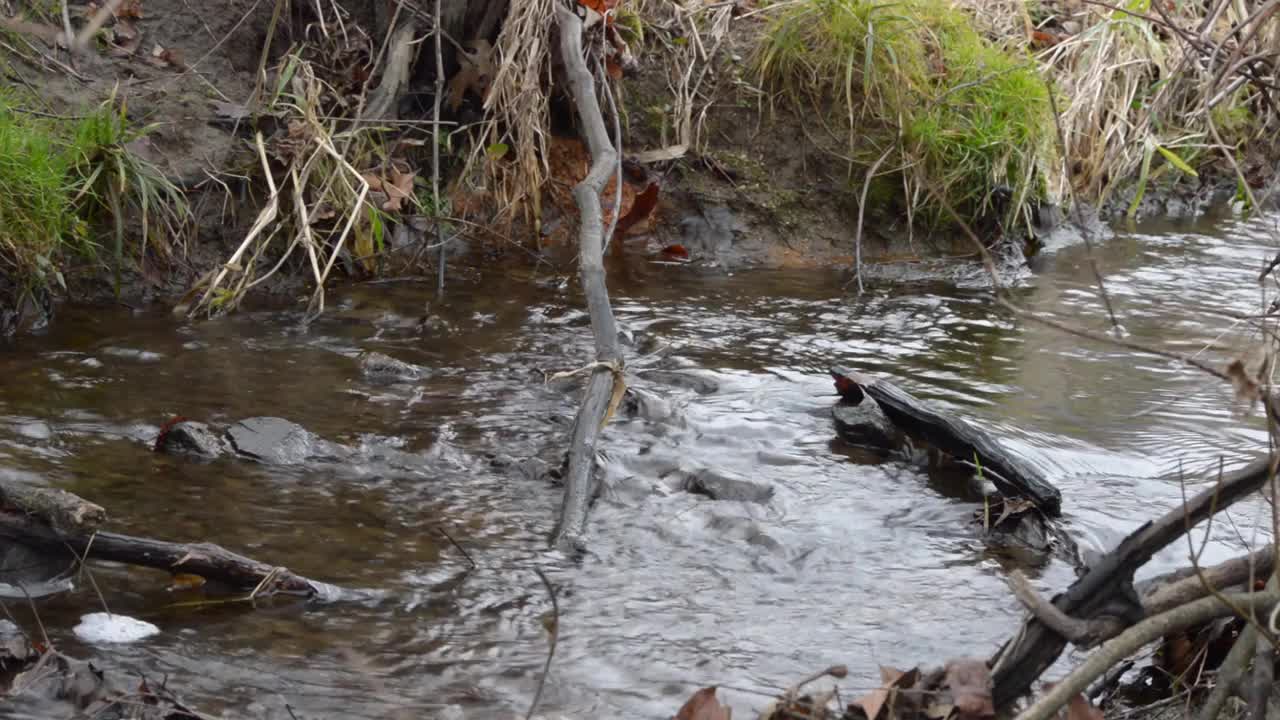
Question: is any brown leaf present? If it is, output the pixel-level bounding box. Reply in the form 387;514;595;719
168;573;206;591
382;162;416;213
675;686;731;720
109;17;141;56
116;0;144;19
857;666;919;720
446;39;494;111
1226;351;1271;413
945;658;993;720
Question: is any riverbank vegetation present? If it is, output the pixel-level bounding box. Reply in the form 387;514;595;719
0;0;1276;319
0;90;186;316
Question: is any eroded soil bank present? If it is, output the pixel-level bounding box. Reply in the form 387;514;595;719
0;0;1275;330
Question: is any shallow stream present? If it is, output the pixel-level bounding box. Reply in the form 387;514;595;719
2;211;1278;718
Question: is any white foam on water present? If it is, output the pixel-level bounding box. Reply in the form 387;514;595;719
72;613;160;644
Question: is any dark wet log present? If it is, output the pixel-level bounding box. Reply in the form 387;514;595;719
0;477;105;534
0;510;325;597
830;367;1062;515
551;5;624;552
990;456;1274;710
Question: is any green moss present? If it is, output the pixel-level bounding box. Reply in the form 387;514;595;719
753;0;1052;226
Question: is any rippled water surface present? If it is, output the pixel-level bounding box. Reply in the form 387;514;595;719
3;212;1280;719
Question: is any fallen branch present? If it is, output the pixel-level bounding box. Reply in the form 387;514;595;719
992;456;1274;709
0;478;104;534
1015;589;1280;720
0;510;328;597
1142;546;1274;614
1008;571;1122;647
1197;574;1279;720
551;5;625;552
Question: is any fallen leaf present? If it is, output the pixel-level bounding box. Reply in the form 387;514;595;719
446;39;494;111
1226;353;1271;412
660;244;690;261
1029;30;1065;48
675;686;731;720
856;666;919;720
945;658;993;720
616;182;659;235
108;17;141;56
168;573;207;591
383;162;416;213
116;0;144;19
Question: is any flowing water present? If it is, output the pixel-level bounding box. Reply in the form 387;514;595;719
2;211;1279;719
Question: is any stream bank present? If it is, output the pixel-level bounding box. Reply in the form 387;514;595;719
0;0;1277;330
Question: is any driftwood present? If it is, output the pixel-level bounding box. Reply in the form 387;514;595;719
990;456;1274;710
551;5;625;551
831;367;1062;515
0;510;326;597
0;477;105;534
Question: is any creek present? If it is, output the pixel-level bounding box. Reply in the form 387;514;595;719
0;210;1276;718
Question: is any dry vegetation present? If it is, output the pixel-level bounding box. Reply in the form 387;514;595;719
0;0;1278;319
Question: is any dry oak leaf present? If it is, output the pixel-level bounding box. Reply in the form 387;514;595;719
446;39;494;111
856;666;919;720
944;658;994;720
674;686;731;720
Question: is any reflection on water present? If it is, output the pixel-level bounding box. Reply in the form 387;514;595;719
1;211;1278;718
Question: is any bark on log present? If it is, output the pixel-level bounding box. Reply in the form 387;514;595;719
0;510;327;597
0;477;105;534
831;367;1062;515
1142;546;1274;614
551;6;624;551
991;456;1274;710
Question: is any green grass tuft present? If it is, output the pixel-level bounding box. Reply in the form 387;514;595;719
0;92;188;303
754;0;1053;227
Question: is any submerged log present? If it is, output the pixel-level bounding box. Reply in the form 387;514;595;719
0;510;326;597
830;367;1062;516
0;476;105;534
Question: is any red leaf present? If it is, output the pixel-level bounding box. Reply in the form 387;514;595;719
154;416;190;452
660;244;690;261
616;183;659;235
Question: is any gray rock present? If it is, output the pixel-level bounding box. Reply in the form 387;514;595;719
621;388;679;424
832;398;900;450
686;469;774;504
226;417;319;465
156;420;229;458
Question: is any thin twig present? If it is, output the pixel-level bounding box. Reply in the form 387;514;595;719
526;567;560;720
432;0;445;299
851;145;893;294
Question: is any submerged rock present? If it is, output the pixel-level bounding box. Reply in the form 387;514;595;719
226;417;322;465
156;420;229;458
832;397;900;450
357;350;426;383
685;469;774;504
